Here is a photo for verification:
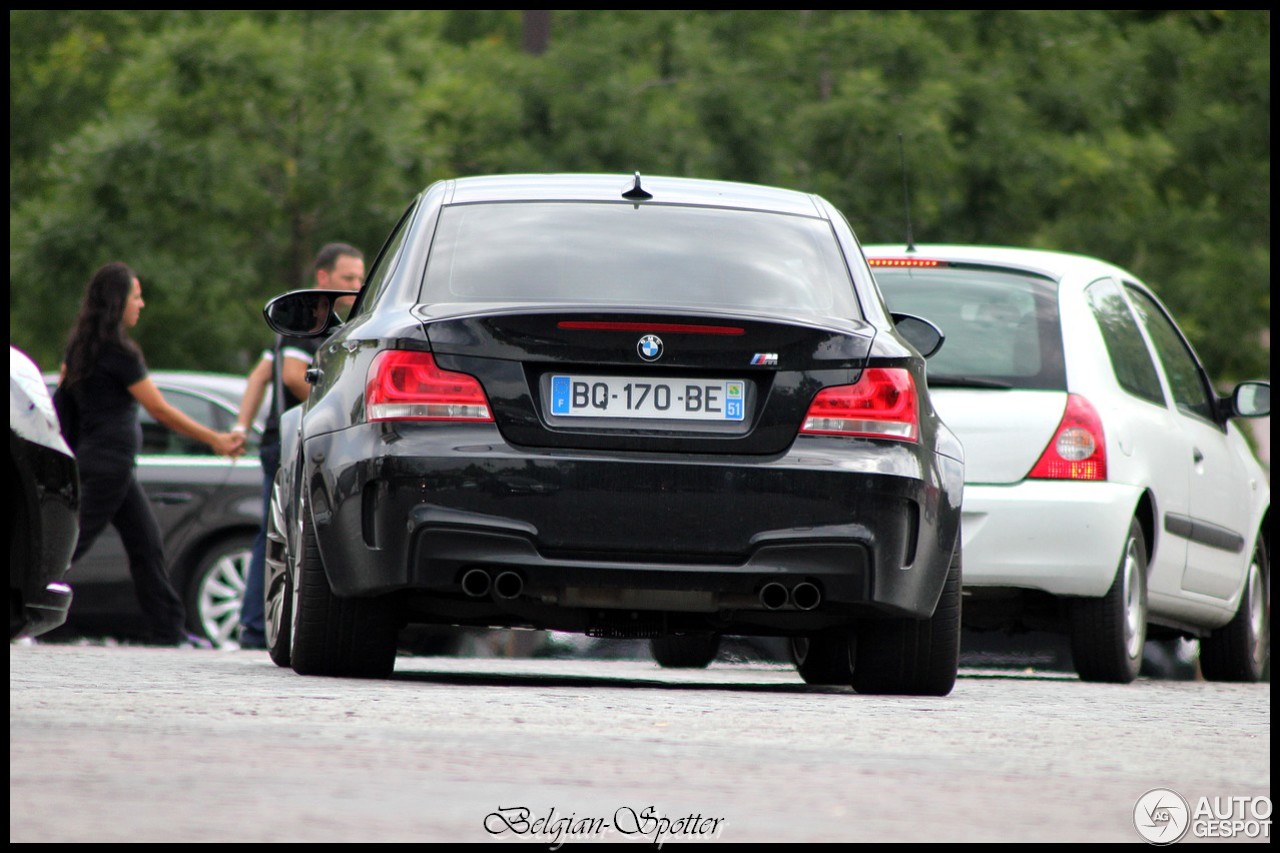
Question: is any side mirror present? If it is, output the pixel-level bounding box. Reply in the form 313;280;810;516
263;290;341;338
891;313;945;359
1229;381;1270;418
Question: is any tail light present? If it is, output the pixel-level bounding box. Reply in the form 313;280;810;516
800;368;919;442
365;351;493;422
1027;394;1106;481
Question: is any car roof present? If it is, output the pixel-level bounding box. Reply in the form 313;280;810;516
45;369;270;434
444;173;826;218
863;244;1139;286
145;371;247;407
44;369;246;405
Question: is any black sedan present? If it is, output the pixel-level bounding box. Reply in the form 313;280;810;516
263;174;965;694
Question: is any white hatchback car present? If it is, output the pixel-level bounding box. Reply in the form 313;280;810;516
868;245;1270;683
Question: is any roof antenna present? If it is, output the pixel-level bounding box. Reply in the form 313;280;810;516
621;171;652;201
898;134;916;253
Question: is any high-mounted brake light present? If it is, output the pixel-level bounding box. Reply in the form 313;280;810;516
867;258;942;268
557;321;744;336
800;368;919;442
366;351;493;422
1027;394;1106;481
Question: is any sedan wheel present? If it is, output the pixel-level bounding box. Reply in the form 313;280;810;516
187;535;255;648
1070;519;1147;683
1200;536;1269;682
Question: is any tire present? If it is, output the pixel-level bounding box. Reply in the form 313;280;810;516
649;634;720;669
289;509;399;679
790;632;855;686
184;534;255;648
1200;536;1269;683
852;529;961;696
264;472;292;668
1070;518;1147;683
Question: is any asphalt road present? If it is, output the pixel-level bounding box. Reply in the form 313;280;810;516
9;643;1271;843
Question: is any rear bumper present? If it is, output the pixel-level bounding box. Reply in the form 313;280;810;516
959;480;1142;597
299;423;962;630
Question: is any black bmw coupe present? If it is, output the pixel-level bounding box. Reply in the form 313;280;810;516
263;174;964;694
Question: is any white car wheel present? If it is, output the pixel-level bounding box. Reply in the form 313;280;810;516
1201;537;1269;682
1070;519;1147;683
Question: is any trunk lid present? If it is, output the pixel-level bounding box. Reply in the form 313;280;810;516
419;305;875;455
929;388;1067;484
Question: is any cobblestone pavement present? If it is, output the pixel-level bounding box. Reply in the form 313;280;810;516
10;643;1271;842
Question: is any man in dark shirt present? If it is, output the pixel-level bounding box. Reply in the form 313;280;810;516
233;243;365;649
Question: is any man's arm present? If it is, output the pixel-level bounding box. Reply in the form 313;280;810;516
234;354;273;434
280;352;312;403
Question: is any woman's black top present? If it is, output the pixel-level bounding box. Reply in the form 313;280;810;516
70;342;147;461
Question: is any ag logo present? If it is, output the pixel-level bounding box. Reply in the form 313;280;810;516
637;334;663;362
1134;788;1191;845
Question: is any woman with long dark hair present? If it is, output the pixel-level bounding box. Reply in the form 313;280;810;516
60;261;244;646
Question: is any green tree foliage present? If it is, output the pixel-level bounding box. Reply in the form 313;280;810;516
10;10;1269;381
11;11;441;369
9;10;180;204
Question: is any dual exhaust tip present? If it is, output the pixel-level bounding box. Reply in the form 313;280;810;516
759;580;822;611
461;568;523;600
462;570;821;611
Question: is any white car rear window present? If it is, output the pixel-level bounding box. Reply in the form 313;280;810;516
875;266;1066;390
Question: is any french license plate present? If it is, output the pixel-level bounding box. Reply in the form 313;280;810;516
549;375;746;421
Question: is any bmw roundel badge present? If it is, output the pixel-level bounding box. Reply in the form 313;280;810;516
637;334;663;362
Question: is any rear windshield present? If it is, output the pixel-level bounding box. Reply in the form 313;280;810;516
421;202;861;318
874;265;1066;390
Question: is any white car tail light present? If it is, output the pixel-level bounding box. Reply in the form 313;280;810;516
800;368;919;442
1027;394;1106;480
365;351;493;422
